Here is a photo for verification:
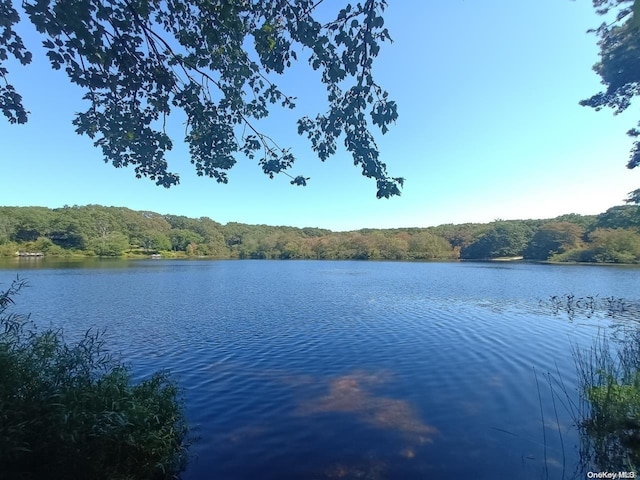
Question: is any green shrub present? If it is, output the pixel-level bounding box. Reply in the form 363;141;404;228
0;279;191;480
588;228;640;264
0;242;19;257
549;247;590;263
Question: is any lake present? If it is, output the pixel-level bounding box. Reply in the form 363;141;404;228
1;258;639;479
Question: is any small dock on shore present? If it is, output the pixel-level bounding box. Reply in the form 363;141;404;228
17;252;44;257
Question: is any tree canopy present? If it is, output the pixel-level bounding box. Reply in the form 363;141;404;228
2;204;639;263
0;0;402;197
583;0;640;203
523;221;584;260
460;221;536;260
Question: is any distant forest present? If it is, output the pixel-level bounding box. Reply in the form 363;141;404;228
1;205;639;263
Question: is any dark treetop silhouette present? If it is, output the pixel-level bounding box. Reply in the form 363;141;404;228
583;0;640;204
0;0;402;198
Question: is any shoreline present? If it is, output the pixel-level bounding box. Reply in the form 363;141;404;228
2;255;639;267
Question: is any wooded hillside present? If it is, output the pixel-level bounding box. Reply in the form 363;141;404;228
1;205;639;263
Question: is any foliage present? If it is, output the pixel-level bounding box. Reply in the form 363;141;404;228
585;228;640;263
552;212;598;229
549;247;591;263
524;222;584;260
523;209;640;262
582;0;640;203
140;232;172;253
573;329;640;472
2;204;640;263
169;229;203;252
460;221;535;259
592;205;640;231
0;278;191;479
89;231;130;256
0;241;19;257
427;222;490;250
406;231;455;260
0;0;402;197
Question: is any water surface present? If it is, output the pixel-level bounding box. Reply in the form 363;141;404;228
1;259;638;479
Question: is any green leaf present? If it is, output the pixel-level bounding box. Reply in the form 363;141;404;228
2;0;401;198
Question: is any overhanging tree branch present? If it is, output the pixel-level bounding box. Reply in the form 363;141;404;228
2;0;402;197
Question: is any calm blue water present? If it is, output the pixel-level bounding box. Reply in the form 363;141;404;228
1;259;639;479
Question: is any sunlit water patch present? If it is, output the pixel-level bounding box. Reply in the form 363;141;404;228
0;259;638;479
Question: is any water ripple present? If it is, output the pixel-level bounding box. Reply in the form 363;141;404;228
1;260;638;479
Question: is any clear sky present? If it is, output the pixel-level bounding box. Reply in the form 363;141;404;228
2;0;639;231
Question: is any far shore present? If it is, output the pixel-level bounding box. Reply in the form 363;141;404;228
3;254;640;268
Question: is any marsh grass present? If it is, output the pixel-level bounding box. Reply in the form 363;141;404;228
537;294;640;474
571;329;640;472
0;278;191;480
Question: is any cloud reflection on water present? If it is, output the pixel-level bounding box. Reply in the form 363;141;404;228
289;370;438;478
205;366;437;478
296;370;437;443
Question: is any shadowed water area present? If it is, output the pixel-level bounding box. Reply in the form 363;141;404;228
1;258;638;479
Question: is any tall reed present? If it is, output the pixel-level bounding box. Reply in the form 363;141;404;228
0;278;192;480
572;328;640;472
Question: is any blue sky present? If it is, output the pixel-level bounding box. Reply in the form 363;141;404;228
2;0;639;231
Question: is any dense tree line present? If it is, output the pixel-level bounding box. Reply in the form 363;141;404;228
0;204;639;263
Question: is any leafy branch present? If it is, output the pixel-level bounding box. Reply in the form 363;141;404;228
1;0;402;197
